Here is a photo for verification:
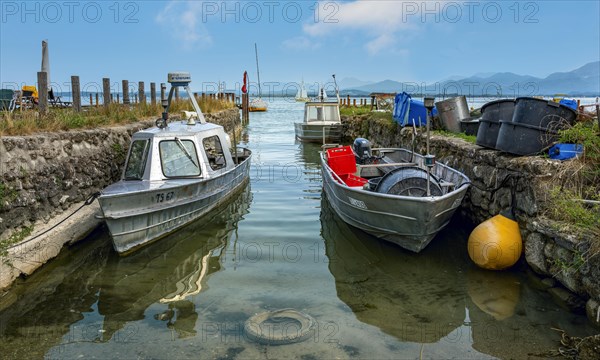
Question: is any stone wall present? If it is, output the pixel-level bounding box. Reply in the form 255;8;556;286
342;114;600;326
0;108;240;290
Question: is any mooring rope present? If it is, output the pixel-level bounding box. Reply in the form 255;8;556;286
7;192;101;250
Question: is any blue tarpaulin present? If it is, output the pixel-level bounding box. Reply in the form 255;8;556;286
559;98;578;110
393;92;437;127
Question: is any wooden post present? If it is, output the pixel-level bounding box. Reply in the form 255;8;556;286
134;94;138;103
242;93;249;124
37;71;48;114
139;81;145;104
71;76;81;112
116;93;120;104
174;87;180;101
102;78;111;107
95;93;99;107
353;99;356;107
150;83;156;106
160;83;166;104
89;93;93;106
122;80;130;104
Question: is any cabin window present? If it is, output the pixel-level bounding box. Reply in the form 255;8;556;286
159;138;201;177
202;135;227;171
124;139;150;180
307;105;339;122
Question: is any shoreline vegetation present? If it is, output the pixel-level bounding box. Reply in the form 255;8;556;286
0;97;236;136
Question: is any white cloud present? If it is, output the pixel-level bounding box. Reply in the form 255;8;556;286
156;1;212;50
303;1;447;55
282;36;321;51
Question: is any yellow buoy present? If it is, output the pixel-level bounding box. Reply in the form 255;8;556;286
467;269;520;320
468;209;522;270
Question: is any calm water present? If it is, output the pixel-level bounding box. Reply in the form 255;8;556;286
0;98;596;359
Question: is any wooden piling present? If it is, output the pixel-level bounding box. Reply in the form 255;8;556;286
353;99;356;107
71;76;81;112
134;94;138;104
122;80;130;105
139;81;145;104
160;83;166;105
102;78;111;107
95;93;99;107
150;83;156;105
242;93;249;124
37;72;48;114
116;93;120;104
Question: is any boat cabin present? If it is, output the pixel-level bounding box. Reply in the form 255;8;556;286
304;102;341;124
123;121;236;182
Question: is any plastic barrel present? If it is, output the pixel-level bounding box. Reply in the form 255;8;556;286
476;99;515;149
495;120;559;156
512;97;577;130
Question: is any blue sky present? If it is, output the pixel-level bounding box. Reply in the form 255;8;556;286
1;0;599;94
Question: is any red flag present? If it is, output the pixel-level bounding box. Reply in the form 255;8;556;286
242;71;248;94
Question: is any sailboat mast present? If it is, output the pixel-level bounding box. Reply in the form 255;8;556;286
255;43;262;97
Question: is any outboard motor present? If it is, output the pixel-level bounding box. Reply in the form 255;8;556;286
353;138;372;164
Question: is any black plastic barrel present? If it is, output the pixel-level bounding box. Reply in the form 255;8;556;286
460;118;480;136
512;97;577;130
495;120;559;156
476;99;515;149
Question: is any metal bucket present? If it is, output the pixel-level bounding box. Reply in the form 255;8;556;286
435;96;469;133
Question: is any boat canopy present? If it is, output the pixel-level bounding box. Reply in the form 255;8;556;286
305;102;340;123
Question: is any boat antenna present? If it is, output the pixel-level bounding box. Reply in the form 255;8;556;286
165;72;206;125
332;74;340;104
423;97;436;196
255;43;262;98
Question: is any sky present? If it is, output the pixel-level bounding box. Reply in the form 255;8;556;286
1;0;599;95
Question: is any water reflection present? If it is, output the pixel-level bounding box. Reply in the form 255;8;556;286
320;195;467;344
320;195;596;358
0;185;252;358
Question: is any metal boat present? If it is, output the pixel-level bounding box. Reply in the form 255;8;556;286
320;139;470;252
98;72;252;254
294;101;343;143
295;74;343;143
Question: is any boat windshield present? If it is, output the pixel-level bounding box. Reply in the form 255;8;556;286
159;139;201;177
202;135;227;171
306;105;340;122
124;139;150;180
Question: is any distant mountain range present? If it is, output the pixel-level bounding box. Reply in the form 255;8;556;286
341;61;600;97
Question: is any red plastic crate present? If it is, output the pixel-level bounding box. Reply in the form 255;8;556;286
326;146;356;175
339;173;368;187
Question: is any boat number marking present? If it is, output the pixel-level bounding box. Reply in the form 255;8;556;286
155;191;175;203
348;197;367;209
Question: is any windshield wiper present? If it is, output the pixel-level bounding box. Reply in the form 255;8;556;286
175;137;199;168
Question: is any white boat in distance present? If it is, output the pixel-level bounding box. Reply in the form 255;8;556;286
320;139;470;252
295;75;343;143
249;43;267;112
98;72;252;255
295;79;309;102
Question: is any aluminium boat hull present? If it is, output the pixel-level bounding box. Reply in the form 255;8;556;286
294;123;343;143
320;149;470;252
99;157;250;254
